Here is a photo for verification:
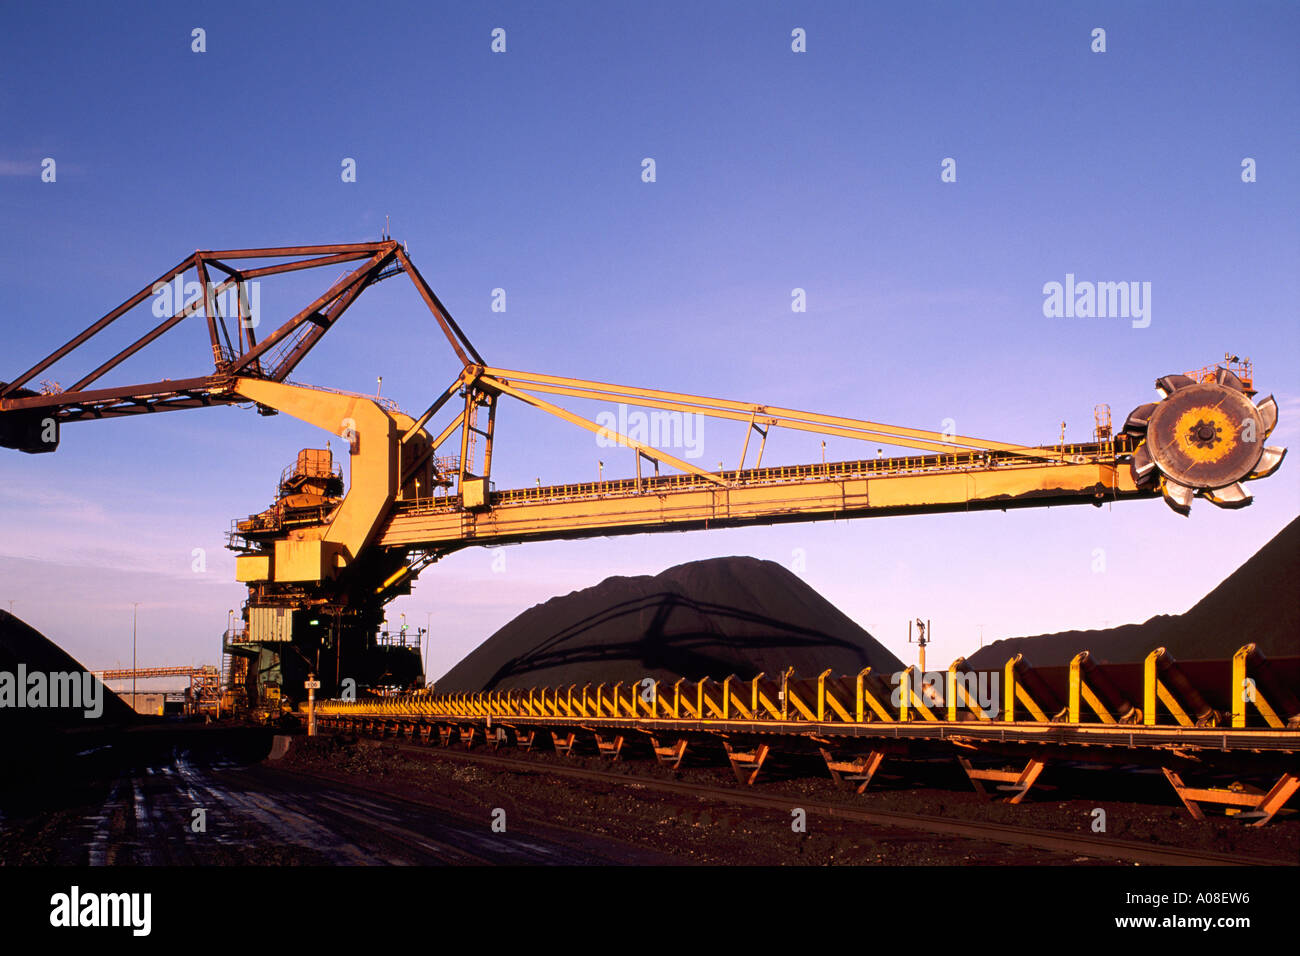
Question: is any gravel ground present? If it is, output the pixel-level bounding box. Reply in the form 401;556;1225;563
3;727;1293;866
276;734;1298;865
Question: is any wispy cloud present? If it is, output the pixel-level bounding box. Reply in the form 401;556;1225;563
0;475;234;576
0;158;80;177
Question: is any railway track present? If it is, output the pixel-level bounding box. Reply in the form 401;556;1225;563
360;738;1294;866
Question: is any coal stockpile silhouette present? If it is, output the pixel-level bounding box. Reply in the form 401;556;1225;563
436;556;904;692
967;515;1300;668
0;609;135;730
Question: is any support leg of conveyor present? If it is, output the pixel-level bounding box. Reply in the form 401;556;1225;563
651;737;689;770
723;742;770;786
1162;768;1299;826
958;756;1047;805
820;747;886;794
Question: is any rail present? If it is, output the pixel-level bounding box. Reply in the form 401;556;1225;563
231;503;338;542
281;378;401;413
1186;354;1253;392
95;665;218;680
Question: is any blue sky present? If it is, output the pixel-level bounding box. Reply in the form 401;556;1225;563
2;1;1297;685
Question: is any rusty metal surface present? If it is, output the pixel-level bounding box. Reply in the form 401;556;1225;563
0;241;482;427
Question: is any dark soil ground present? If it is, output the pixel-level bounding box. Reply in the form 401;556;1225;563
274;734;1300;866
0;727;668;865
2;725;1294;866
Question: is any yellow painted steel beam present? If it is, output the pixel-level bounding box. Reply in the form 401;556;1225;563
857;668;894;722
754;675;782;720
825;686;853;723
703;682;725;719
400;408;465;488
310;702;1300;750
380;460;1141;549
401;375;470;444
786;682;816;721
480;374;728;486
1082;684;1115;724
1016;684;1050;722
503;376;977;457
902;666;940;722
231;378;415;582
1145;648;1194;727
949;659;993;722
1233;644;1285;729
1157;684;1194;727
483;367;1078;462
725;675;753;719
1003;657;1018;722
1233;647;1250;729
1067;653;1121;723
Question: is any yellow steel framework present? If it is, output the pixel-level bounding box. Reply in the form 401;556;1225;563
341;363;1151;559
228;358;1162;609
5;243;1285;712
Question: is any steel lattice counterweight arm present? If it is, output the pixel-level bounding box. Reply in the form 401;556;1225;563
0;240;478;450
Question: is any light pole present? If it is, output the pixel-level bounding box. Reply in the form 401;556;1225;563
908;618;929;673
306;667;317;737
423;611;433;684
132;602;140;710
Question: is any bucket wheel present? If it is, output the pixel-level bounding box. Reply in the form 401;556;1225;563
1122;367;1285;515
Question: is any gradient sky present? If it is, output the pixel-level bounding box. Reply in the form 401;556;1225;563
2;2;1297;689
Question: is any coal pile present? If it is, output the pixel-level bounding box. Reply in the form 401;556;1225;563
967;515;1300;668
0;609;135;730
436;556;903;692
